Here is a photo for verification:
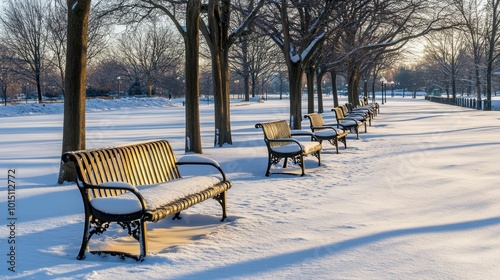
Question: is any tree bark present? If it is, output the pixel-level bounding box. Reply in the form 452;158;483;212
241;37;251;102
204;0;232;147
330;70;339;108
306;64;315;114
58;0;91;184
485;0;499;111
316;70;324;113
185;0;202;153
347;63;361;106
288;62;303;129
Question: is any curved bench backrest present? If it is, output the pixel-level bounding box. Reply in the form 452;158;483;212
63;140;181;195
332;107;345;120
255;120;293;149
304;113;325;129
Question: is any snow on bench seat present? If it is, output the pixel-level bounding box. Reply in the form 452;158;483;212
91;176;221;215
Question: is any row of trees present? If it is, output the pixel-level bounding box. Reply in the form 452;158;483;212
0;0;111;104
1;1;499;182
412;0;500;109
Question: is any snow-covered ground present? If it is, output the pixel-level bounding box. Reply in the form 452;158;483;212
1;96;500;279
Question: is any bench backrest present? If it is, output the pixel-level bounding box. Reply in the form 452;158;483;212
63;140;181;194
332;107;345;120
340;104;350;115
255;120;293;148
304;113;325;129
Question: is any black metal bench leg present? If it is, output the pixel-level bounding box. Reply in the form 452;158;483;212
265;156;272;176
77;216;92;260
220;191;227;221
138;220;148;261
213;192;228;221
300;155;305;176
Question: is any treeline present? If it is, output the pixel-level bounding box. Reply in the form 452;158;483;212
1;1;499;110
1;1;499;182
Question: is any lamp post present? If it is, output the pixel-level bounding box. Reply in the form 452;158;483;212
390;81;395;98
384;82;387;103
117;76;121;99
379;77;387;104
363;79;368;101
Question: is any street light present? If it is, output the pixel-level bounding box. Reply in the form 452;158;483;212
390;81;395;98
117;76;121;99
363;79;368;100
371;79;376;102
379;77;387;104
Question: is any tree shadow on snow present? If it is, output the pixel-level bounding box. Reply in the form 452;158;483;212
172;216;500;279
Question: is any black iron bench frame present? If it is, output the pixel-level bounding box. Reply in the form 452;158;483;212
62;139;232;261
331;107;367;139
255;120;322;176
304;113;348;154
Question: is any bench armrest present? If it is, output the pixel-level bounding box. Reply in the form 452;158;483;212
338;117;361;124
267;138;306;154
318;123;348;131
268;137;301;145
100;181;139;191
334;123;348;130
290;130;319;141
84;182;148;212
348;112;369;118
313;125;340;133
177;155;227;181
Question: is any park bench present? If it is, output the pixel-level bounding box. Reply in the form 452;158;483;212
62;139;232;261
331;106;367;139
344;103;372;126
360;98;379;116
255;120;322;176
304;113;348;154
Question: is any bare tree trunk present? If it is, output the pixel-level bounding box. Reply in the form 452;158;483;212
306;64;315;114
279;75;283;100
204;0;232;147
251;75;257;98
485;0;499;111
288;63;303;129
35;69;43;103
330;70;339;108
316;70;324;113
58;0;91;184
185;0;202;153
475;64;481;109
241;37;251;102
243;74;250;101
347;64;361;106
2;83;7;106
363;79;368;99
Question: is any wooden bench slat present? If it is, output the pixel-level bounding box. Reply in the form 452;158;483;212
62;139;231;261
304;113;348;154
256;120;322;176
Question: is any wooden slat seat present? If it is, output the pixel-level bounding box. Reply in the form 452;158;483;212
331;107;367;139
255;120;322;176
62;139;232;261
304;113;348;154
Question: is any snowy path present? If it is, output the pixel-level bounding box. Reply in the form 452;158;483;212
1;97;500;279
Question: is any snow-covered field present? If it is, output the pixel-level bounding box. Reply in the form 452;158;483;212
1;96;500;279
